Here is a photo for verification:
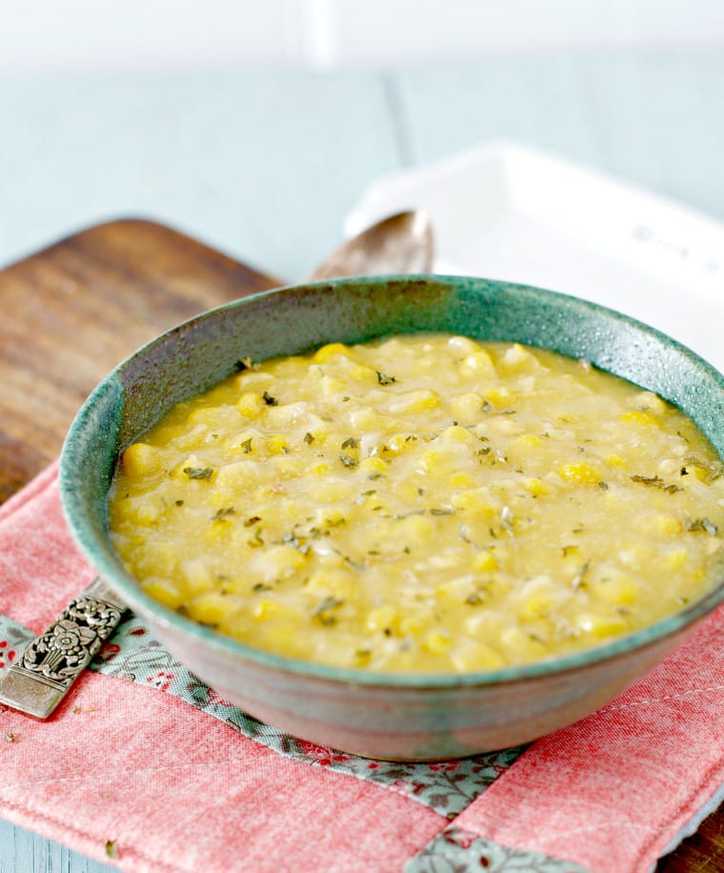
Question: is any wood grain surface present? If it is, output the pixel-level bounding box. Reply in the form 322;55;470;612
0;220;719;872
0;218;279;503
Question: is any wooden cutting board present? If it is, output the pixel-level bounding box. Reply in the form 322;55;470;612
0;218;279;503
0;218;719;872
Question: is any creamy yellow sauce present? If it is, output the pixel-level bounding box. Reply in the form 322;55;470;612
109;335;723;672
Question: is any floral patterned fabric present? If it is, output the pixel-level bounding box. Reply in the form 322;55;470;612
1;609;522;819
404;827;587;873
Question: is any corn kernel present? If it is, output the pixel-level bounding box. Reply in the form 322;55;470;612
398;514;435;543
435;576;476;602
575;612;628;638
314;342;350;363
266;434;289;455
424;629;452;654
367;605;398;633
385;433;419;455
524;477;549;497
347;407;385;430
360;457;388;475
114;498;161;526
621;410;659;427
689;464;711;483
652;514;683;537
180;557;215;595
483;387;513;408
500;344;539;371
388;390;440;414
347;364;377;384
630;391;667;415
451;640;505;671
460;350;496;377
252;545;306;581
237;392;264;419
315;507;349;527
399;612;432;636
558;463;602;486
451;488;496;516
187;592;239;625
472;550;497;573
449;392;485;423
141;577;184;610
122;443;160;478
215;460;257;490
499;627;548;661
320;375;346;397
449;472;475;489
590;575;639;606
418;448;457;475
440;424;475;445
447;336;479;355
253;599;281;621
663;548;688;571
516;433;543;449
307;569;356;598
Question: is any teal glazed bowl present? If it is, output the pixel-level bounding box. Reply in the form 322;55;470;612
60;276;724;761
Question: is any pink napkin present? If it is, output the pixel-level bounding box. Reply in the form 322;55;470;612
0;465;722;873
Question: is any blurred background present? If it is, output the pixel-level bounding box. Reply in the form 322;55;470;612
1;0;723;277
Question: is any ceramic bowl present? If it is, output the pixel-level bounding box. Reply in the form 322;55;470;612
60;275;724;761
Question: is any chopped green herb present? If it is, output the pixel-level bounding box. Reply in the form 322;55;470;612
481;400;493;413
403;545;411;554
465;592;483;606
252;582;273;593
376;370;397;385
211;507;236;521
598;481;609;491
175;499;184;506
248;527;265;548
240;437;253;453
361;489;377;496
303;432;315;445
244;515;261;527
341;436;359;449
340;454;358;468
262;390;278;406
183;466;213;480
417;487;425;495
369;473;382;481
405;434;418;442
561;545;577;557
688;517;719;536
313;596;344;625
630;474;682;493
430;507;454;516
105;841;119;859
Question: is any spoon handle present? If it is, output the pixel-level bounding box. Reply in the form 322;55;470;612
0;577;126;719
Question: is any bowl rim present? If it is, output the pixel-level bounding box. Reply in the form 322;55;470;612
60;273;724;690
